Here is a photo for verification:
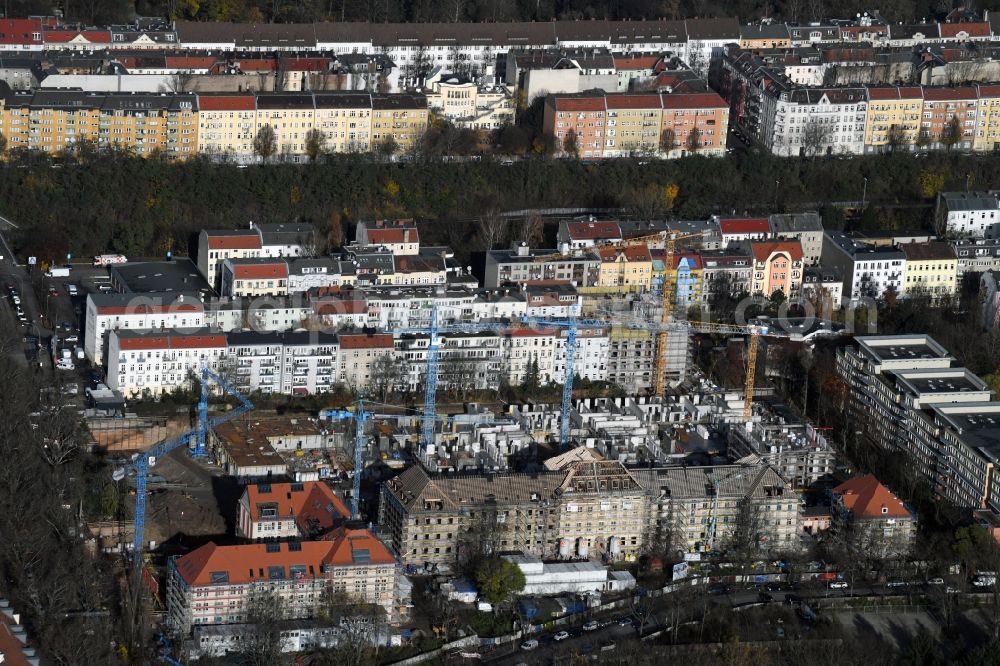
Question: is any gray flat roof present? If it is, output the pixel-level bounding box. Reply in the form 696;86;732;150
110;258;214;296
894;368;988;396
855;335;951;363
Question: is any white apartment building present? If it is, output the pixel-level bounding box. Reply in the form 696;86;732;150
228;331;339;396
937;191;1000;238
502;328;561;385
771;88;867;156
107;329;229;398
220;258;290;297
85;292;205;365
198;223;315;290
337;333;397;393
821;231;906;302
396;331;504;393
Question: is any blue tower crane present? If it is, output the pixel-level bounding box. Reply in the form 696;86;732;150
115;366;254;573
320;400;452;519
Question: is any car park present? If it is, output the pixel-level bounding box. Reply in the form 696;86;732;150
553;631;570;641
520;639;538;651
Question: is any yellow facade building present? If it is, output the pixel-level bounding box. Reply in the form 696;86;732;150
973;85;1000;152
371;93;428;152
595;244;653;292
863;86;923;153
900;242;958;301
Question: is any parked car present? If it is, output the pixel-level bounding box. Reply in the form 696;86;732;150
64;334;78;343
519;640;538;651
616;617;633;627
707;583;731;595
553;631;570;642
583;621;599;632
828;581;848;590
66;284;78;296
887;580;908;588
61;384;79;396
928;577;945;585
55;360;74;371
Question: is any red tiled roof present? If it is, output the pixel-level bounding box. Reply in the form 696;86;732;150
321;526;396;566
338;333;393;349
833;474;912;519
285;57;332;71
44;29;112;43
232;262;288;280
367;228;418;244
199;95;257;112
613;55;660;70
175;541;329;586
922;86;977;101
96;302;203;316
116;333;226;351
598;244;651;262
978;84;1000;98
165;55;217;69
566;220;622;241
605;94;662;110
939;22;990;37
0;18;44;45
313;299;367;315
751;240;804;262
660;92;727;109
206;231;261;249
671;252;703;269
244;481;350;534
719;217;771;235
236;59;276;72
550;96;606;112
0;606;32;666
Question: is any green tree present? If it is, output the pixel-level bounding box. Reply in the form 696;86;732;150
474;557;525;605
253;124;277;163
521;356;540;393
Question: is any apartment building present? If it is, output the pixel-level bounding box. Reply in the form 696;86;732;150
197;223;315;290
424;73;514;130
900;242;957;300
356;220;420;255
237;481;351;540
936;191;1000;238
370;93;428;152
700;248;753;299
594;244;653;292
196;94;256;158
220;258;289;297
953;238;1000;275
338;333;396;392
396;331;503;394
167;527;404;635
718;217;770;244
107;329;229;398
920;86;976;150
749;240;804;298
84;291;205;365
831;474;916;558
484;244;600;288
543;90;728;159
768;212;824;266
863;86;923;153
558;220;622;250
380;460;798;568
821;231;905;302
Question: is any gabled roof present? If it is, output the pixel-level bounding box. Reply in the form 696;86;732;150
244;481;349;536
565;220;622;241
114;329;226;351
751;240;803;262
833;474;913;519
321;526;397;565
597;244;651;263
939;22;989;38
900;241;956;261
367;227;418;245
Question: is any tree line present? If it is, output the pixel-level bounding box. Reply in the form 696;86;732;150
0;148;994;270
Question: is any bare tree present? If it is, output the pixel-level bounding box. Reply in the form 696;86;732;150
801;119;833;157
519;214;544;248
659;128;676;155
253;124;278;163
367;354;406;401
476;208;507;251
242;590;290;666
941;114;963;150
456;503;502;569
725;499;765;566
305;128;327;163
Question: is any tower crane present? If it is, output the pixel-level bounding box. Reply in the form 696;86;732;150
113;366;254;573
320;400;453;519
